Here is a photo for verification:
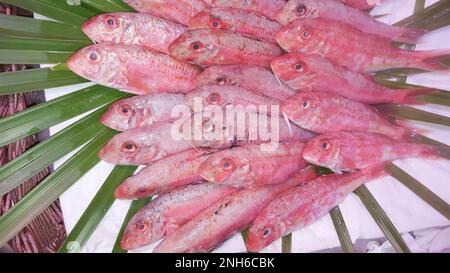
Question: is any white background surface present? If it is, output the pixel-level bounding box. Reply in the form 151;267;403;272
39;0;450;253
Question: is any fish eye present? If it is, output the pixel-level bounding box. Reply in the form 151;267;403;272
302;31;311;38
295;63;304;72
191;42;203;51
89;52;98;61
322;142;330;150
216;77;226;84
203;122;215;132
296;5;307;15
221;159;233;170
262;228;271;238
119;105;133;116
209;19;221;29
122;142;137;153
135;222;149;232
207;93;221;105
302;101;310;109
105;16;118;28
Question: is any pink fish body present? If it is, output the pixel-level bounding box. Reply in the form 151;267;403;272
276;0;425;43
246;166;387;252
98;121;193;165
199;141;309;188
303;131;438;172
276;18;450;73
123;0;209;25
281;92;410;140
188;7;281;43
81;12;187;54
184;85;280;112
67;44;201;95
169;29;283;68
115;149;215;199
271;53;431;104
121;183;238;250
205;0;287;20
194;65;297;100
338;0;381;10
153;167;317;253
101;94;185;131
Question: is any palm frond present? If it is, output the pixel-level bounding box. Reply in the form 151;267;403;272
330;207;355;253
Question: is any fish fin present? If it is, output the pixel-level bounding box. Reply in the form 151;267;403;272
395;28;427;44
413;49;450;71
361;163;389;181
419;143;450;160
391;88;435;105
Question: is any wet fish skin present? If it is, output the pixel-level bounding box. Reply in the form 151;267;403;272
121;183;238;250
153;166;317;253
271;53;432;104
276;18;450;73
276;0;424;43
303;131;439;172
82;12;187;54
281;91;410;140
115;149;215;199
123;0;209;25
194;64;297;101
246;166;387;252
169;29;283;68
338;0;381;10
98;121;193;165
188;7;281;43
101;94;186;131
205;0;287;20
199;141;309;188
67;44;202;95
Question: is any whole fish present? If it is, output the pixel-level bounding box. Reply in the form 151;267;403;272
276;0;425;44
67;44;202;95
281;92;412;140
153;167;318;253
115;149;215;199
338;0;381;10
271;53;432;104
188;7;281;43
199;141;309;188
246;165;387;252
121;183;238;250
182;110;316;149
184;85;280;112
81;12;187;54
303;131;441;172
276;18;450;73
101;94;185;131
204;0;287;20
123;0;209;25
169;29;283;68
194;65;297;100
98;121;193;165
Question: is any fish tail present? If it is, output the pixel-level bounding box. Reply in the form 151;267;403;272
394;27;427;44
392;88;435;105
413;49;450;71
419;143;450;160
361;163;389;181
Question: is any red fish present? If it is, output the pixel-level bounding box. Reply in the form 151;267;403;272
115;149;215;199
246;165;387;252
188;7;281;43
276;0;425;44
67;44;202;95
194;64;297;100
81;12;187;54
271;53;432;104
303;131;442;172
153;166;318;253
338;0;382;10
184;85;280;112
204;0;287;20
121;183;238;250
169;29;283;68
98;121;193;165
276;18;450;73
281;92;413;140
199;141;309;188
123;0;209;25
101;94;185;131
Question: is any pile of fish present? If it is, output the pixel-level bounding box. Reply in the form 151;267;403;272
66;0;449;253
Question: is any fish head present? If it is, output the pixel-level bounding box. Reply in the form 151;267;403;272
121;210;164;250
168;30;219;64
276;19;325;54
246;220;284;253
98;129;159;165
115;176;156;200
67;44;124;84
82;13;128;44
271;53;316;90
194;65;241;87
281;92;321;129
188;9;230;31
302;133;341;168
101;97;141;131
275;0;321;25
198;149;250;183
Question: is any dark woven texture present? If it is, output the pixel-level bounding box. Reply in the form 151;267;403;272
0;4;67;253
